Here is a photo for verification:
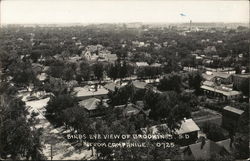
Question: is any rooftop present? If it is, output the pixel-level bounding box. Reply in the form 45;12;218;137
223;106;244;115
201;85;241;96
216;139;235;154
185;140;228;160
79;97;108;111
142;118;200;135
202;81;214;87
233;73;250;78
135;62;149;67
131;80;148;89
104;82;121;92
73;85;109;98
150;63;161;67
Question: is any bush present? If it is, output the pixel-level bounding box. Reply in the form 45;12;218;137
202;122;227;141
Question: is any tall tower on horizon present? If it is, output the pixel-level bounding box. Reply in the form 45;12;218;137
189;20;192;31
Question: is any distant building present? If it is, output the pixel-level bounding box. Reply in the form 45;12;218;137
36;72;48;82
135;62;149;68
106;54;118;63
82;51;92;61
222;106;244;132
114;103;141;117
150;63;162;68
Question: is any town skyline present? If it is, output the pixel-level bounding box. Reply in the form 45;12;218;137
1;0;249;24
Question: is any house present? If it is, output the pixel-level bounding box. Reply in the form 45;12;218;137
36;72;48;82
79;98;109;117
106;54;118;63
73;85;109;100
182;140;229;160
222;106;244;132
82;51;92;61
141;118;200;145
114;103;141;117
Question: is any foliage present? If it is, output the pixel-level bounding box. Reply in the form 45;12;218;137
202;122;226;141
158;73;183;93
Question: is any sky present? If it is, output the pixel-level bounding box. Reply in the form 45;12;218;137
1;0;249;24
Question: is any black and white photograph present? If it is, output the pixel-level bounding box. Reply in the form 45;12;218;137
0;0;249;160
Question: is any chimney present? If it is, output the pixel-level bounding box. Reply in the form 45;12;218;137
200;137;206;149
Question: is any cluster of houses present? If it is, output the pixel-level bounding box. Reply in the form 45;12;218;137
201;71;249;100
21;31;248;160
81;44;118;63
69;69;247;160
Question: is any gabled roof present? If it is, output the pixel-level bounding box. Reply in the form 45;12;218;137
186;140;227;160
216;139;235;154
79;98;108;111
114;103;141;116
223;106;244;115
176;119;200;135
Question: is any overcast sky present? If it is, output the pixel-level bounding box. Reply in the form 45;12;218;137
1;0;249;24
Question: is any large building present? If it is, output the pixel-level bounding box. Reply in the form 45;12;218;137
222;106;244;132
201;81;241;100
232;74;250;90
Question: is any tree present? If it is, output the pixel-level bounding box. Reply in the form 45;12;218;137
158;73;183;93
107;63;118;81
93;63;104;82
43;77;68;95
202;122;226;141
0;84;44;160
78;61;91;81
188;72;203;95
45;94;78;123
143;88;160;110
